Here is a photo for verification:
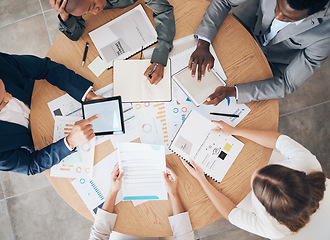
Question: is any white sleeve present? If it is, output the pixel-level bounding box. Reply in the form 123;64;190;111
89;209;117;240
228;207;285;239
273;135;322;172
168;212;194;240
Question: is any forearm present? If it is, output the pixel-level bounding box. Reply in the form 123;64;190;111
195;0;240;42
146;0;175;66
199;178;235;219
232;127;280;149
102;191;118;213
169;192;185;215
58;15;85;41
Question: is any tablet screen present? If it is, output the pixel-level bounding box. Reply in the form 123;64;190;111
82;96;125;135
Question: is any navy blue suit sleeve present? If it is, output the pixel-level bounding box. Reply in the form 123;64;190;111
3;53;93;101
0;138;72;175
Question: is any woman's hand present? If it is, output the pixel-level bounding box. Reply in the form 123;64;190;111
181;159;206;183
212;120;235;135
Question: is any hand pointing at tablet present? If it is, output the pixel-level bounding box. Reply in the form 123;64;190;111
66;114;99;149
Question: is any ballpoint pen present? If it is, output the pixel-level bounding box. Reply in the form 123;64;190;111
82;41;89;67
148;63;158;78
210;112;239;118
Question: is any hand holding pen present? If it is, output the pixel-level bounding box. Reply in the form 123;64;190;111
144;62;165;85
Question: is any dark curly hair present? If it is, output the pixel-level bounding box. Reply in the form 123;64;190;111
287;0;329;15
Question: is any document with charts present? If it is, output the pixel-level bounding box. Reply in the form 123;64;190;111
50;116;95;178
169;110;244;183
89;4;157;68
113;59;172;102
71;150;121;217
118;142;167;201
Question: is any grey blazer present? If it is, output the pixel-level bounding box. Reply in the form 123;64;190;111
195;0;330;103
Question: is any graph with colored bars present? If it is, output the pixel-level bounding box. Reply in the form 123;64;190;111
89;180;104;201
63;123;73;135
154;103;169;147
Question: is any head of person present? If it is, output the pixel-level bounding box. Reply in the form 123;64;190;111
0;79;12;111
251;164;326;232
275;0;329;22
65;0;107;16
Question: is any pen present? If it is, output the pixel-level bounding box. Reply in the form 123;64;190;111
148;63;158;78
210;112;239;118
82;41;89;67
140;46;143;60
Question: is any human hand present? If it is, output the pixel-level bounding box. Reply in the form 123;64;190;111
212;121;235;136
188;39;214;81
50;0;70;21
203;86;236;106
66;114;98;149
163;167;178;196
144;63;164;85
110;163;124;194
181;159;206;183
85;90;104;101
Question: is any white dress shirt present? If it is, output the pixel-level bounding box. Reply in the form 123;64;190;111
89;209;194;240
228;135;322;239
0;97;30;128
0;87;92;151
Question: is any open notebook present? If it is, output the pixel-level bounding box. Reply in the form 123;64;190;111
169;110;244;183
89;4;157;68
113;59;171;102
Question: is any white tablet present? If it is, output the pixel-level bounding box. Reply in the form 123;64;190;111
173;67;226;106
82;96;125;135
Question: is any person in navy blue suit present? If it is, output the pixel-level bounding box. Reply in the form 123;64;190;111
0;52;100;175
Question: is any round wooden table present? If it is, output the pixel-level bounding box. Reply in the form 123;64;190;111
31;0;278;237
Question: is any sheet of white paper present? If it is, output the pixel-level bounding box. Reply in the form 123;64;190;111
50;137;95;178
89;5;157;68
88;56;108;77
71;150;121;217
48;94;82;119
109;103;140;149
132;200;148;206
118;143;167;201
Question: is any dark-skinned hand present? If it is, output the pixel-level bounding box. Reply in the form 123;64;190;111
188;39;214;81
203;86;236;106
144;62;165;85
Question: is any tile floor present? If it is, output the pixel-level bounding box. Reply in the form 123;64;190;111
0;0;329;239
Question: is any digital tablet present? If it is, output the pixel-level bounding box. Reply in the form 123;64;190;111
82;96;125;136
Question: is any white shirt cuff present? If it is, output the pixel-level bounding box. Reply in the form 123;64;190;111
196;35;211;44
234;85;239;103
64;137;74;151
168;212;193;238
82;86;93;102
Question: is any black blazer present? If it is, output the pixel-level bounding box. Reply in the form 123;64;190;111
0;53;93;175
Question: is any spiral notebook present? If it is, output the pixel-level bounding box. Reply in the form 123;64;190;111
169;110;244;183
89;4;157;68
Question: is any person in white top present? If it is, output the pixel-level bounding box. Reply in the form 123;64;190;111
181;121;326;239
89;165;194;240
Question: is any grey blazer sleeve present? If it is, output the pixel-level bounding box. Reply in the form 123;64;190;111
236;38;330;103
58;14;86;41
195;0;248;42
145;0;175;66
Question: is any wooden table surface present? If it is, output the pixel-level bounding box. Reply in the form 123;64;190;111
31;0;278;237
